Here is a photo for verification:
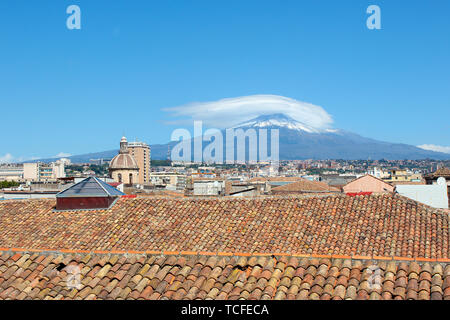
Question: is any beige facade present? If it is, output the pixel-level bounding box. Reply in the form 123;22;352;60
110;169;139;185
385;170;422;182
343;175;395;194
128;141;151;185
23;163;38;181
23;161;65;182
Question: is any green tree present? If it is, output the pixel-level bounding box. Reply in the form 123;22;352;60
0;181;20;189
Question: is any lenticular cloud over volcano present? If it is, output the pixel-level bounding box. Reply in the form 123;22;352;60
163;95;334;130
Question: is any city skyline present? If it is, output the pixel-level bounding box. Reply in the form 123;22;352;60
0;1;449;161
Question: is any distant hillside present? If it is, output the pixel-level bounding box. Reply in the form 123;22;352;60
30;114;450;163
30;144;174;164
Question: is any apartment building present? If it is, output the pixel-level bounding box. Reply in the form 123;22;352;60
23;161;66;182
192;167;216;178
150;172;186;191
128;141;151;185
385;169;422;182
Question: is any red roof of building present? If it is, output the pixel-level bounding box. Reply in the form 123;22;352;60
0;249;448;300
0;194;449;300
108;182;123;188
0;194;447;259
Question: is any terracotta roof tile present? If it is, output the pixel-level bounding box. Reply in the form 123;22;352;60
425;167;450;179
0;194;447;259
0;190;449;300
271;179;340;193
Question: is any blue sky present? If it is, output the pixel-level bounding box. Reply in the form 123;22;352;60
0;0;449;161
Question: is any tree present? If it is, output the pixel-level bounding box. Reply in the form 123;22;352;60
0;181;20;189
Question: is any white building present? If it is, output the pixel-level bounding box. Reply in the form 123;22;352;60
368;167;390;179
396;178;449;209
23;160;66;182
150;172;186;191
193;179;225;196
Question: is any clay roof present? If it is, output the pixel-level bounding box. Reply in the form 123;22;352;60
108;182;123;188
271;179;340;193
192;177;225;181
249;177;304;183
0;250;449;300
1;193;450;300
0;194;448;259
345;174;393;188
139;190;186;198
426;167;450;179
390;181;426;186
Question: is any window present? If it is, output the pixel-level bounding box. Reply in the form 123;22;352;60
118;173;122;183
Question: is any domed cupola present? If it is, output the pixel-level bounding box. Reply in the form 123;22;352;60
109;137;140;185
109;137;139;170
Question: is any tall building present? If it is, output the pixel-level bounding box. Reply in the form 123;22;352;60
128;141;151;185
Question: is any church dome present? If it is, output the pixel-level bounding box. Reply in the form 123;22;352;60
109;154;139;169
109;137;139;170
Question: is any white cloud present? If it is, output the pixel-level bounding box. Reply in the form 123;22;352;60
54;152;72;158
418;144;450;154
163;95;334;130
0;154;53;164
0;153;14;163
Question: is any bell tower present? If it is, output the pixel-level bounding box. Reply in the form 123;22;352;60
120;136;129;154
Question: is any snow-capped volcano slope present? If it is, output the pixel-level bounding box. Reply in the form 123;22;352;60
231;113;449;160
233;113;338;134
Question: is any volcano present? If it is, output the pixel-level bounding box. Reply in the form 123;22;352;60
34;113;450;162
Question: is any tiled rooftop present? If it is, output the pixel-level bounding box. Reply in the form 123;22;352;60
426;167;450;179
271;179;340;193
0;250;449;300
249;177;305;183
0;194;448;259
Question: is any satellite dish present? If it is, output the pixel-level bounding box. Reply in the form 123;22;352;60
437;177;446;186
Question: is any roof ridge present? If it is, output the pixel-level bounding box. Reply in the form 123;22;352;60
0;193;393;203
1;247;448;263
3;193;448;214
93;176;110;196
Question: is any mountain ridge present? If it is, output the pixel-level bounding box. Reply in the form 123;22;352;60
30;113;450;163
